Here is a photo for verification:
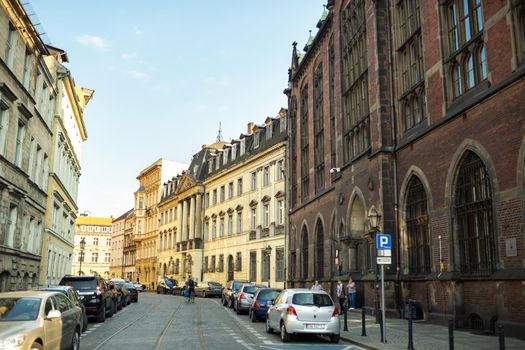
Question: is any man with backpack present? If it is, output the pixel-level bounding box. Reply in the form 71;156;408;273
185;276;196;302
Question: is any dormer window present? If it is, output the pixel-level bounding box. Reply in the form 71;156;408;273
223;150;228;165
240;139;245;155
266;123;272;140
231;144;237;160
254;131;260;148
280;116;287;132
208;159;213;173
215;154;220;170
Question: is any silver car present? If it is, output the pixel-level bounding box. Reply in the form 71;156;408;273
0;290;83;350
266;288;340;343
234;284;262;314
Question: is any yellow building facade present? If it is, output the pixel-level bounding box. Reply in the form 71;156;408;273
133;159;186;289
157;111;287;288
39;49;92;286
72;216;112;277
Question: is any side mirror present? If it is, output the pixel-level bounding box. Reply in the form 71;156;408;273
268;299;274;305
46;310;61;320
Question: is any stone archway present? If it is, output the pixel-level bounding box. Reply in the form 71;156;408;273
227;255;234;281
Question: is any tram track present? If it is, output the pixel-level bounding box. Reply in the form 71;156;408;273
154;300;185;350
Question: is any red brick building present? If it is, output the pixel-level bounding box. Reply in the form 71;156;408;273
285;0;525;336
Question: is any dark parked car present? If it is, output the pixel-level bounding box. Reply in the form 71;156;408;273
125;282;138;302
35;285;89;332
222;280;249;308
249;288;282;322
195;281;223;298
111;278;131;308
59;275;115;322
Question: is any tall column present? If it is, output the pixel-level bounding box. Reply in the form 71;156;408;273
182;200;188;241
177;203;183;242
189;196;196;240
195;193;202;240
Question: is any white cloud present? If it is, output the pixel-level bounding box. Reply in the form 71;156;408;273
121;52;137;61
129;70;149;80
76;34;108;49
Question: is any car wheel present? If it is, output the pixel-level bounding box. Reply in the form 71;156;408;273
222;297;227;306
203;291;206;298
97;304;106;323
30;342;43;350
228;298;233;308
280;322;291;343
82;312;88;332
250;310;257;322
265;317;274;333
107;301;114;317
236;303;242;315
70;328;80;350
156;288;160;294
329;334;340;343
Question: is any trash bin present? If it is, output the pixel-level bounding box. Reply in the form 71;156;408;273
403;299;421;320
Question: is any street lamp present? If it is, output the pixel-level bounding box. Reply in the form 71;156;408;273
367;207;381;324
78;237;86;276
263;245;272;287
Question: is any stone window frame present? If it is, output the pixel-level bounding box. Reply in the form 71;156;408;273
441;0;487;102
341;0;370;163
289;96;298;208
300;85;310;202
328;39;337;171
511;0;525;67
313;61;325;194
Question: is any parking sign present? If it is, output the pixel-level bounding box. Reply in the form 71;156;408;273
376;233;391;250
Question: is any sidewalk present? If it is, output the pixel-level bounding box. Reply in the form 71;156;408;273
339;310;525;350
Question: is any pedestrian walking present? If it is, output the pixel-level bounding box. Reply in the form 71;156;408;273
336;280;346;314
311;280;323;291
347;277;356;310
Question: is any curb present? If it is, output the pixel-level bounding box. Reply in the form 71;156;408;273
340;333;379;350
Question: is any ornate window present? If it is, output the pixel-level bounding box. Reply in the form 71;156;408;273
443;0;486;100
455;151;496;275
249;251;257;281
261;250;270;281
313;63;325;193
236;252;242;272
300;86;310;202
301;227;309;279
289;228;297;280
396;0;426;131
290;97;298;208
341;0;369;162
329;41;337;170
405;176;430;274
315;221;324;278
276;248;284;282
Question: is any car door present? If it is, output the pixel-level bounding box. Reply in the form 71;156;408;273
268;291;283;328
43;296;61;349
53;294;75;349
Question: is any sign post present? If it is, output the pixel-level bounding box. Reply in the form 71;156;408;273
376;233;391;344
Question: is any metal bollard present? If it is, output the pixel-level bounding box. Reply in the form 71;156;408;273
498;324;506;350
361;307;367;336
379;311;384;343
407;302;414;350
343;306;349;331
448;317;454;350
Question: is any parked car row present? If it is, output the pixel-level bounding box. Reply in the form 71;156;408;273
221;281;341;344
0;274;141;350
155;278;223;298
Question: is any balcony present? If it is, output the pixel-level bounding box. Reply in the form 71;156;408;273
249;230;257;240
260;228;270;238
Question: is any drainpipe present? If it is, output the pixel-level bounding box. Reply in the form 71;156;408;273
386;0;402;315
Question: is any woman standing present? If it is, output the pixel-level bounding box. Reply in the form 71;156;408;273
347;277;356;310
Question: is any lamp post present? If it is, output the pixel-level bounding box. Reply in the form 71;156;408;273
367;207;381;324
264;245;272;288
78;237;86;276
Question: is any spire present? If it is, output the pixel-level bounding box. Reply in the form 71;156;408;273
304;30;314;52
291;41;299;72
216;122;223;142
317;4;329;28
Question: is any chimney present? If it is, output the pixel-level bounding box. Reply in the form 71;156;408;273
247;122;255;135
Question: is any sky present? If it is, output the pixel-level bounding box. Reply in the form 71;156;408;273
30;0;325;218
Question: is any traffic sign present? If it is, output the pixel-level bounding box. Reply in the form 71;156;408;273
376;233;392;250
378;249;391;257
377;257;391;264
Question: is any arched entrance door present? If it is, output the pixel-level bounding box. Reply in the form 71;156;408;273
227;255;234;281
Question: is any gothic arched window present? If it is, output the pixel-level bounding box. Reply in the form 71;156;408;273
405;176;430;274
315;220;324;278
455;151;496;275
301;227;309;279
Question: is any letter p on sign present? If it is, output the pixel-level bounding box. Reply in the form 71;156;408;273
376;234;391;250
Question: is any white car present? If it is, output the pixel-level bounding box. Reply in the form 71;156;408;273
133;282;143;292
0;290;83;350
266;288;340;343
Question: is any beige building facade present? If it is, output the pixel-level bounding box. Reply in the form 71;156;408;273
109;211;127;279
0;0;54;291
122;210;135;281
72;216;112;277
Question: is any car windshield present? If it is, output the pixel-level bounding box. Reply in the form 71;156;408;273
243;286;258;294
125;283;134;289
292;293;333;307
0;297;41;321
258;289;281;300
164;280;173;287
208;282;222;287
232;282;245;291
61;278;96;291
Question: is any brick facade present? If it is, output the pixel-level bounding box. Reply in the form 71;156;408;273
286;0;525;337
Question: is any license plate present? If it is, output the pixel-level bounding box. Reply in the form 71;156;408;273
305;324;325;329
